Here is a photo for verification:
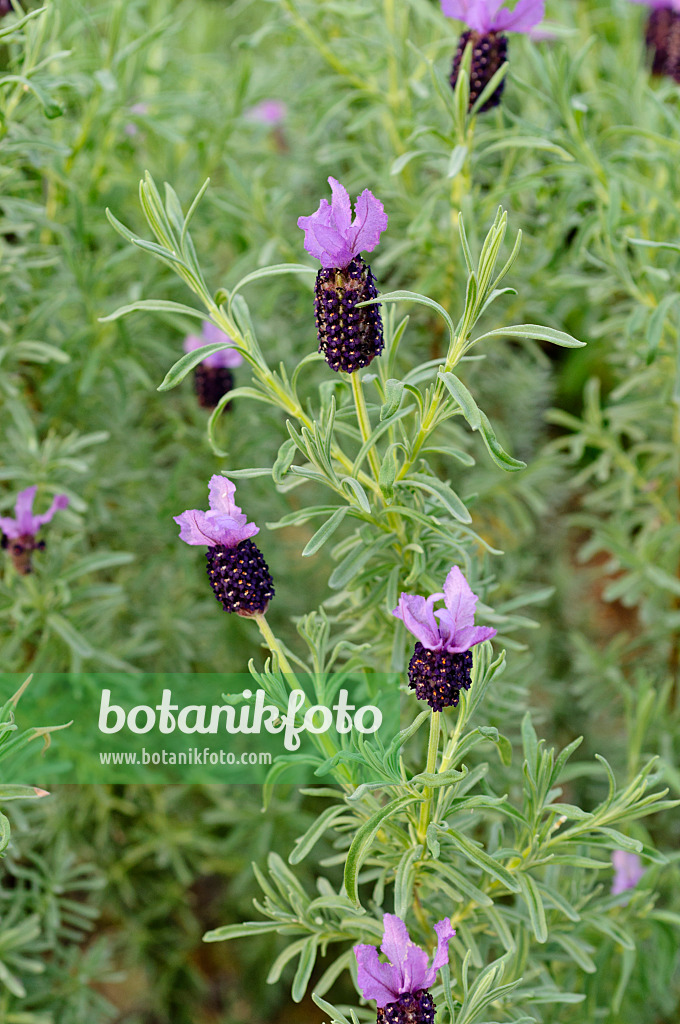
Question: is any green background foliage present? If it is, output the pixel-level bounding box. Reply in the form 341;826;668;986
1;0;679;1022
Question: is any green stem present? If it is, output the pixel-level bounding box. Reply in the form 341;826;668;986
416;711;441;845
254;613;296;679
351;371;382;483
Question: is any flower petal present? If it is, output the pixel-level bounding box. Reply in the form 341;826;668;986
13;486;37;534
202;321;232;347
392;593;442;649
174;509;223;546
380;914;431;995
492;0;544;32
308;220;355;268
350;189;388;257
31;494;69;530
444;624;496;653
0;516;21;539
298;199;336;263
440;0;493;32
183;334;205;354
422;918;456;988
443;565;478;629
354;943;402;1007
208;475;240;515
328;176;353;235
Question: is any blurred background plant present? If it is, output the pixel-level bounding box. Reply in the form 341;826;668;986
1;0;679;1021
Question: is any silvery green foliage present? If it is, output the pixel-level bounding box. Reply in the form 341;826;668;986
104;168;674;1023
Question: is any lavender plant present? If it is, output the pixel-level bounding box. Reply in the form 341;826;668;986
100;154;676;1022
3;0;680;1019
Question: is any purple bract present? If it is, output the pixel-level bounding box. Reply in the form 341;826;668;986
441;0;544;33
0;487;69;540
611;851;645;895
245;99;287;124
183;322;243;370
174;475;259;548
393;566;496;653
354;914;455;1008
297;177;388;270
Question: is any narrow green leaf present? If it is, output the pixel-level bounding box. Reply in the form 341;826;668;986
518;873;548;943
446;828;521;892
302;508;349;557
473;324;585;348
344;797;417;907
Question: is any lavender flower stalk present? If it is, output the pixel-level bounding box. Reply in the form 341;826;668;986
183;321;243;409
174;475;274;616
442;0;544;110
630;0;680;80
0;486;69;575
297;177;387;374
354;914;455;1024
393;566;496;711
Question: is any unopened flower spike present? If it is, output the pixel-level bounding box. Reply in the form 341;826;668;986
354;913;455;1024
0;486;69;575
611;850;645;896
442;0;545;110
393;566;496;711
629;0;680;80
174;475;274;616
183;321;243;409
297;177;387;374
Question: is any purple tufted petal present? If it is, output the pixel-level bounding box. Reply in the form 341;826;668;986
183;323;243;370
443;565;478;629
611;851;645;895
492;0;544;31
441;0;494;32
441;0;544;32
174;476;259;548
13;486;38;535
355;915;455;1008
350;189;389;257
298;178;387;269
32;493;69;530
354;943;402;1007
392;593;443;650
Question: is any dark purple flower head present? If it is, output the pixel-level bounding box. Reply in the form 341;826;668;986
354;914;455;1009
183;321;243;370
174;477;274;615
245;99;287;124
629;0;680;9
0;487;69;541
611;851;645;895
298;178;388;270
174;475;259;548
393;566;496;654
441;0;544;33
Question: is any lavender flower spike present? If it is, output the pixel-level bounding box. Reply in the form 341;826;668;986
393;566;496;711
298;179;387;374
1;486;69;574
442;0;544;111
611;851;645;896
183;321;243;409
629;0;680;80
355;914;455;1024
174;476;274;616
